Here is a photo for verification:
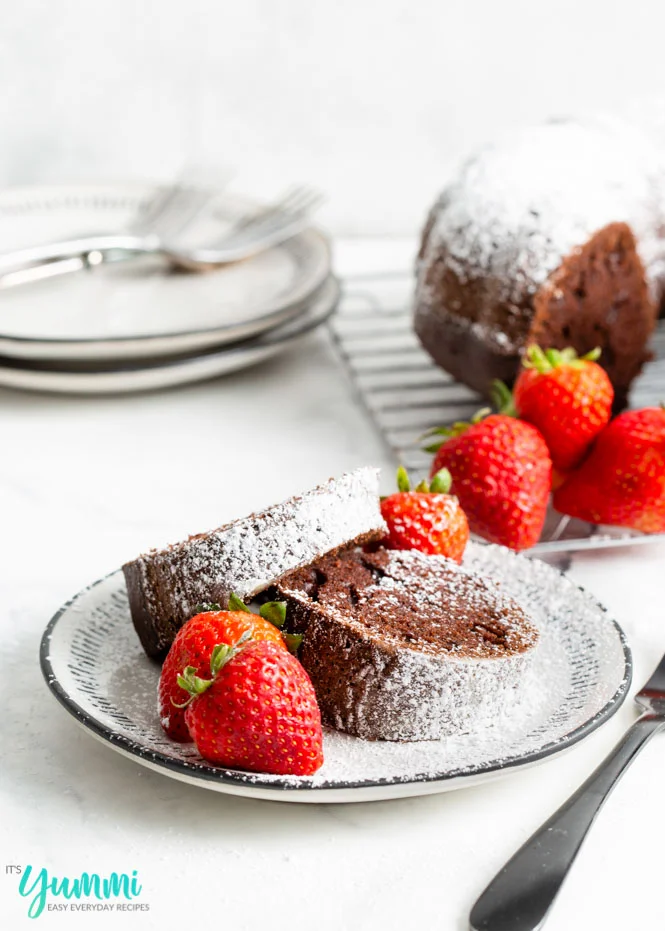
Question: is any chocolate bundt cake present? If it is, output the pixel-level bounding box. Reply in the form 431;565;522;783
415;119;665;405
273;546;538;741
123;469;387;659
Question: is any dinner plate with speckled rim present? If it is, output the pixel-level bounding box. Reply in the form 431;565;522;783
0;184;331;361
40;542;631;803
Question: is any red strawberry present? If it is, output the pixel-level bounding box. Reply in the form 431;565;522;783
158;596;288;741
428;411;552;551
507;345;614;470
179;635;324;776
380;466;469;562
553;406;665;532
551;468;569;493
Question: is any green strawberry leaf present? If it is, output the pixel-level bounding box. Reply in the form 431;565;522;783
283;633;303;655
396;466;411;493
429;468;452;494
490;379;516;417
172;665;214;707
259;601;287;628
210;644;232;675
228;593;252;613
209;629;254;676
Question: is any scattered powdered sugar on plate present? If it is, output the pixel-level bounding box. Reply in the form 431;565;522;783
41;541;630;798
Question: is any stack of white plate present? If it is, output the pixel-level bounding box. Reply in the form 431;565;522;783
0;184;338;394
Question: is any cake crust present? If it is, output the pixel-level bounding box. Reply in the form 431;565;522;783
123;469;387;659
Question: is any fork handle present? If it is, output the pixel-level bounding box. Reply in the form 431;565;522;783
0;233;154;275
470;714;665;931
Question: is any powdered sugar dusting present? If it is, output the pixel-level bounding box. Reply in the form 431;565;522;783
45;542;630;795
416;117;665;344
365;549;538;656
123;468;387;655
277;548;539;741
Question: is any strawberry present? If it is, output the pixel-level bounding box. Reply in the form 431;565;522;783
553;406;665;532
505;345;614;470
178;634;324;776
427;411;552;551
380;466;469;562
158;595;288;741
551;468;569;493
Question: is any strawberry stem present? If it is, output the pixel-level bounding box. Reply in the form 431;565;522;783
490;380;516;417
396;466;411;493
171;628;255;709
523;345;554;372
193;602;222;614
421;407;491;453
394;466;453;495
523;344;602;373
210;629;252;673
172;666;214;708
429;468;453;494
471;407;492;424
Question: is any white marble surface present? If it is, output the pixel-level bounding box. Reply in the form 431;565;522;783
1;239;665;929
2;2;665;234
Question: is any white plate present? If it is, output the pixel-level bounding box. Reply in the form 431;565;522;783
0;184;331;360
40;541;631;803
0;276;339;395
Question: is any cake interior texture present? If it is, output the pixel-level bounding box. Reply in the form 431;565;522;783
415;221;656;405
530;223;655;406
413;120;665;404
279;547;535;659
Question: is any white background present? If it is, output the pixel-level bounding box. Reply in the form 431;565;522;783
1;5;665;930
1;0;665;233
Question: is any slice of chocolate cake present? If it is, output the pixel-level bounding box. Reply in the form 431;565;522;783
123;468;387;659
273;547;538;741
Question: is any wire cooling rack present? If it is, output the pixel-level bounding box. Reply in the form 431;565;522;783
330;270;665;555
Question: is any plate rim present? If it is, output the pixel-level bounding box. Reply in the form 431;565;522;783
39;555;633;799
0;276;339;395
0;182;331;357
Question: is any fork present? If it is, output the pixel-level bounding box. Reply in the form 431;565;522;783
0;179;220;288
469;652;665;931
0;184;323;286
167;185;323;268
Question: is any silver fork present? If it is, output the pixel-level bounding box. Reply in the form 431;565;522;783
0;184;323;285
165;184;324;268
0;179;218;288
470;653;665;930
